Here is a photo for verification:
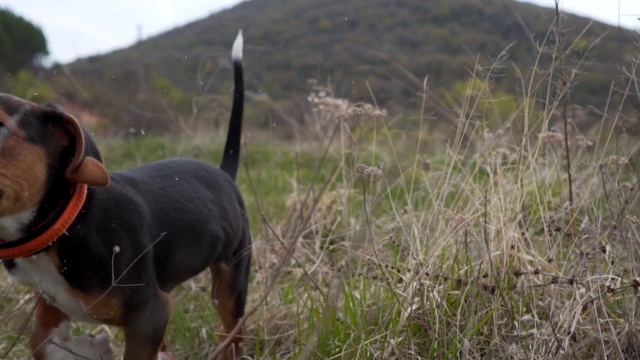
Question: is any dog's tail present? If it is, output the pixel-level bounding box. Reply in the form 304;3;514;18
220;30;244;180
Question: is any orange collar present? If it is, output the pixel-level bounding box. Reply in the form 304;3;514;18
0;183;88;259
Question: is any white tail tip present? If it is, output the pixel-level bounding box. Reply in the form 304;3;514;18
231;30;243;61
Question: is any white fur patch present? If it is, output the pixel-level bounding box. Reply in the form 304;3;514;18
0;207;37;241
42;322;114;360
11;254;96;322
231;30;243;61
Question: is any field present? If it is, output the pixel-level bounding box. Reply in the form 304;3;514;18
1;27;640;360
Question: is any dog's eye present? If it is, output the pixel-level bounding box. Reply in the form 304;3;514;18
0;122;9;143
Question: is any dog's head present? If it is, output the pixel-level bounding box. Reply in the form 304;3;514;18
0;94;109;218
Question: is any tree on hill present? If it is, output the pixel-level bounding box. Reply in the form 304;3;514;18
0;8;48;73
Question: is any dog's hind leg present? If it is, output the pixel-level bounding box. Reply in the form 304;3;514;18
210;242;250;360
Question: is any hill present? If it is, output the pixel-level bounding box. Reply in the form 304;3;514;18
34;0;640;134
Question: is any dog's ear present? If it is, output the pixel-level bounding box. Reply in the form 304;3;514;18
50;112;110;187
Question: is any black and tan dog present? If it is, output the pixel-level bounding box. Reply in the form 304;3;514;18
0;32;250;360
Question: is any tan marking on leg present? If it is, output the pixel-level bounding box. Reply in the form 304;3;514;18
68;289;125;325
30;296;70;360
211;262;243;360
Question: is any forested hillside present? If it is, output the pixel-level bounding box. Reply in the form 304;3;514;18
25;0;640;133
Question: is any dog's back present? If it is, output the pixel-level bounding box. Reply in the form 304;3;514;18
108;157;250;292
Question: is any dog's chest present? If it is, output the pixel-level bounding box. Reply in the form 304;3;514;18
8;254;96;322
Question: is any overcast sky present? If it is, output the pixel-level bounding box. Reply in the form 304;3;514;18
0;0;638;64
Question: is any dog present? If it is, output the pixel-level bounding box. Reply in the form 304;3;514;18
0;31;250;360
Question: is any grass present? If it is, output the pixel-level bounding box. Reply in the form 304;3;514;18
2;17;640;360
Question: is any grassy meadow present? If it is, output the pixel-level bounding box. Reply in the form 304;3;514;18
1;26;640;360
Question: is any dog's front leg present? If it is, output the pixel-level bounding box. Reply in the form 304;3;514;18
30;296;69;359
30;296;114;360
122;291;172;360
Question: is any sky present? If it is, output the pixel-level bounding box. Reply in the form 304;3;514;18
0;0;638;64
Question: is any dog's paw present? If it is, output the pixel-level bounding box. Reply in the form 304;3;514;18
158;351;176;360
43;326;114;360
